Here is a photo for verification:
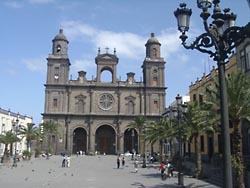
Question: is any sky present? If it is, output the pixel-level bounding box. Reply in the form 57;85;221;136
0;0;249;126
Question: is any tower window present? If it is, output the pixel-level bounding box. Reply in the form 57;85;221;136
57;45;61;52
153;101;159;109
153;77;158;86
53;98;58;108
152;48;157;57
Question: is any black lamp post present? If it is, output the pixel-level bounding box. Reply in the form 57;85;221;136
12;117;19;168
142;123;147;168
174;94;187;187
174;1;250;188
131;128;135;158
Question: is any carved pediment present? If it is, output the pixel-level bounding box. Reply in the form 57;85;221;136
125;95;136;101
75;94;86;100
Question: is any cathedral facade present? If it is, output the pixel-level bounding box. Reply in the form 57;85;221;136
42;29;166;155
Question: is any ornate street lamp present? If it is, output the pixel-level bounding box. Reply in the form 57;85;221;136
131;129;135;157
174;1;250;188
12;116;19;168
142;124;147;168
174;94;187;187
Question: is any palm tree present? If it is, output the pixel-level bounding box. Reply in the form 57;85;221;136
42;120;59;155
0;131;19;163
127;115;146;154
145;118;176;162
183;102;217;178
206;72;250;187
18;123;39;152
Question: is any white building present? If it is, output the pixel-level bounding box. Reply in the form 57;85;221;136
0;108;33;156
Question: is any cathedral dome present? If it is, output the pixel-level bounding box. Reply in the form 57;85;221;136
146;33;160;44
53;29;68;41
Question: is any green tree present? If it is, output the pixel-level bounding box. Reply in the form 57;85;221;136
0;131;20;163
206;72;250;187
183;102;217;178
145;118;176;162
127;115;146;154
42;120;59;154
18;123;39;152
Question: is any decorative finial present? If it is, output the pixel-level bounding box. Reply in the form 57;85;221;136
105;47;109;54
98;47;100;55
114;48;116;56
59;29;63;34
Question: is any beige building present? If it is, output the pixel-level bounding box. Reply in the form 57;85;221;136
188;54;237;161
42;30;166;155
0;108;33;156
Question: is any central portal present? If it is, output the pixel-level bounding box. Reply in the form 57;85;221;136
95;125;115;154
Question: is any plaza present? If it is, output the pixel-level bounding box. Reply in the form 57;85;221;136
0;155;220;188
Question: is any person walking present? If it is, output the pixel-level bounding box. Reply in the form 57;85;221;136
62;155;66;168
159;161;166;180
117;155;121;169
66;155;71;167
122;157;125;166
134;159;138;173
167;161;173;177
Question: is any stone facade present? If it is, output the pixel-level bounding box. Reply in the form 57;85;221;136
42;30;166;155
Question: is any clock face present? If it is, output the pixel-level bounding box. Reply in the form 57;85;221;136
54;74;59;80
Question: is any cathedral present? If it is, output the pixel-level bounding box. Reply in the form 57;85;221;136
42;29;166;155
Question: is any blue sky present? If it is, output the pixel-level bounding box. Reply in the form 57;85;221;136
0;0;249;126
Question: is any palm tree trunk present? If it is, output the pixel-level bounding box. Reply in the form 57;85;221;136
170;140;174;161
195;135;202;178
232;122;245;188
1;144;9;163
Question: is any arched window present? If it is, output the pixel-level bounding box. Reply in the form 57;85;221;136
152;48;157;57
77;100;84;113
100;70;112;82
128;101;134;114
153;77;158;86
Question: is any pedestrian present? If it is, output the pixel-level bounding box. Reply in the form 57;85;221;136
167;161;173;177
159;161;166;179
62;155;66;167
122;157;125;166
66;155;71;167
134;159;138;173
117;155;120;168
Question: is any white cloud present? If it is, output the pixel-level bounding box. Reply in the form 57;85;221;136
28;0;55;4
61;21;148;60
22;56;47;73
4;1;23;8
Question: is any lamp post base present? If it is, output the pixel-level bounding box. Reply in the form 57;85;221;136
178;172;184;187
142;157;146;168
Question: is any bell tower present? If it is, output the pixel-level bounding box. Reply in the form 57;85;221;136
142;33;166;115
46;29;70;85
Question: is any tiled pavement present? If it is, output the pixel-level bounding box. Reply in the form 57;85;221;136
0;155;221;188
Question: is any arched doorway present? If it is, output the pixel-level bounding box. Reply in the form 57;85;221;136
95;125;115;154
124;129;138;154
73;128;87;154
